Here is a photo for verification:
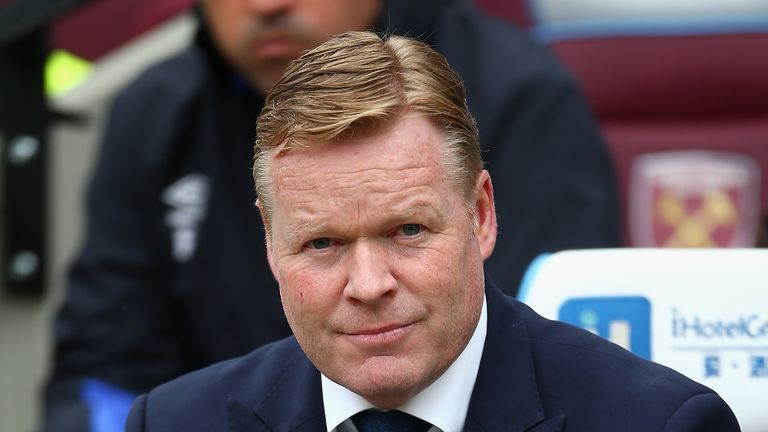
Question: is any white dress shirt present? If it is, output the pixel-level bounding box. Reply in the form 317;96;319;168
321;295;488;432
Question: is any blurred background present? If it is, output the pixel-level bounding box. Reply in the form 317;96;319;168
2;2;197;430
1;0;767;430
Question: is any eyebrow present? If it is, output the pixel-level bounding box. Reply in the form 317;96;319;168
281;218;322;248
280;199;448;246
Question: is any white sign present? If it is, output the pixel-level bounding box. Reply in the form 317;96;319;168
520;249;768;431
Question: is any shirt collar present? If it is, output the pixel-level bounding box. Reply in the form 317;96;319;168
321;294;488;432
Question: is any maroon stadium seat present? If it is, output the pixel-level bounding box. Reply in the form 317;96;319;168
526;2;768;247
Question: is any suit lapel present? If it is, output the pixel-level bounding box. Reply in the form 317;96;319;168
227;342;327;432
464;279;564;432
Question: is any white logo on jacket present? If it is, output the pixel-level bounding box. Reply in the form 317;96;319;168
162;174;210;262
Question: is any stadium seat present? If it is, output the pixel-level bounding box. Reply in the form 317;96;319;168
525;0;768;247
520;248;768;431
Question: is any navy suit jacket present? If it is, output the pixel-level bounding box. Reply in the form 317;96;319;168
125;280;740;431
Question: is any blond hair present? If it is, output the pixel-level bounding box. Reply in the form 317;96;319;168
254;31;481;222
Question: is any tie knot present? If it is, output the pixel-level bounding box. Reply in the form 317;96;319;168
351;409;431;432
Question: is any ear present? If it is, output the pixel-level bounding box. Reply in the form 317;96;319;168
473;170;497;260
255;198;280;284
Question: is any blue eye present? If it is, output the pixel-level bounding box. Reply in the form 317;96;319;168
309;238;331;249
401;224;422;236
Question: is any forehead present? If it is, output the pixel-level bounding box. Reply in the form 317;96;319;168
272;115;446;193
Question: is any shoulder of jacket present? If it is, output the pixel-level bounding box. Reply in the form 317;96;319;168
437;1;578;126
97;46;215;171
145;337;302;407
114;47;209;111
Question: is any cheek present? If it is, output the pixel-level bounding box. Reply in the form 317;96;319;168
280;267;312;308
209;9;247;52
430;239;483;309
278;263;340;324
391;249;463;305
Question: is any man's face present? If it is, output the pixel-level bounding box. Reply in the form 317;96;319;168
202;0;381;93
262;114;497;408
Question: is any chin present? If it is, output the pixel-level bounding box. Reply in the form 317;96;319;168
344;357;428;408
353;379;420;410
244;64;288;95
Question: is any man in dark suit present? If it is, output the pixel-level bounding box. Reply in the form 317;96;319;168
126;32;740;432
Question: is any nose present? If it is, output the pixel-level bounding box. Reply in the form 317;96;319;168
344;240;398;304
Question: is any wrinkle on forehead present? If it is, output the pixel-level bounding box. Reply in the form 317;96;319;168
273;161;446;225
278;165;439;196
270;125;446;204
270;112;442;182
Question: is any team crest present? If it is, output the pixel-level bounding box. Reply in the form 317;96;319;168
629;151;761;247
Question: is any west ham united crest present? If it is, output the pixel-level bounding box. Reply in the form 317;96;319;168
630;151;761;247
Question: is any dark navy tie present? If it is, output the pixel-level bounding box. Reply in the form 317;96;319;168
351;409;432;432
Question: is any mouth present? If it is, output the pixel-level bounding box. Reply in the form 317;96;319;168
345;323;415;347
253;36;300;58
249;25;309;60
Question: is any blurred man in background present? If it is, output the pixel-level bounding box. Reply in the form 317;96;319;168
43;0;619;430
